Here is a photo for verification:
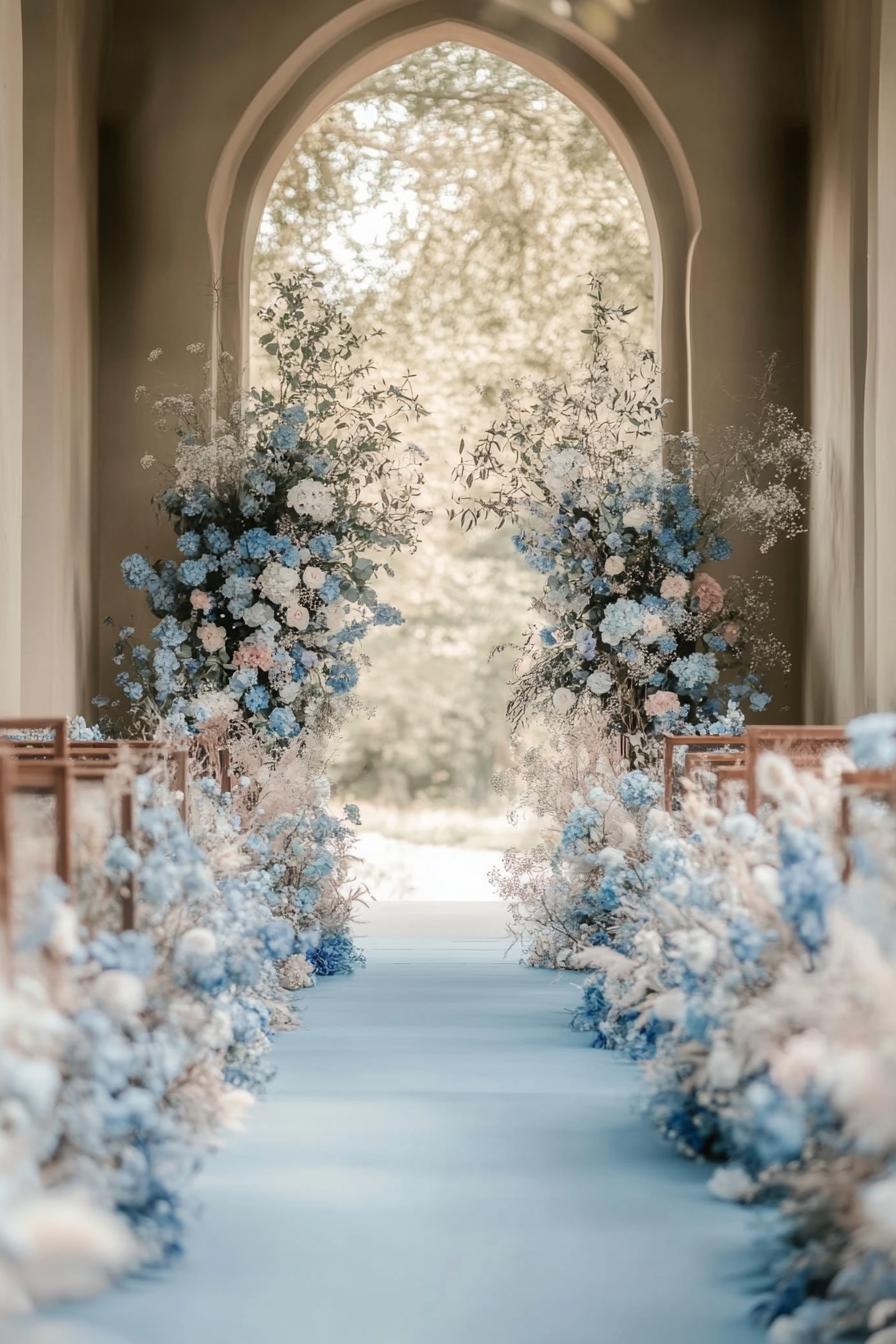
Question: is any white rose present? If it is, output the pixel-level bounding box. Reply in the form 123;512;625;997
302;565;326;591
197;624;226;653
259;561;300;606
552;686;576;714
586;670;613;696
287;480;335;524
284;602;310;631
604;556;625;576
324;602;348;632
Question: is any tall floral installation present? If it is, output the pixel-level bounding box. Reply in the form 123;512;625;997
0;274;426;1316
455;280;814;750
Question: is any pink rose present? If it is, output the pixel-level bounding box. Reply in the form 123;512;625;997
692;572;724;615
190;589;212;611
644;690;681;718
718;621;741;646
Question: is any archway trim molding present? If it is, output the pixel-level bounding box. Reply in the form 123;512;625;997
206;0;701;428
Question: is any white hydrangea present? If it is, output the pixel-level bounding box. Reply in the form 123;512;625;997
324;602;348;632
191;691;238;721
258;562;300;607
243;602;275;628
552;687;576;714
604;556;625;576
287;480;335;523
622;505;650;530
586;670;613;695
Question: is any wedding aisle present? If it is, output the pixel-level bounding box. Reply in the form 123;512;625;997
28;928;762;1344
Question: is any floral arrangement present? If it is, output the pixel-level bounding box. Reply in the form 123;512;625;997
117;271;428;740
455;281;814;745
510;712;896;1340
0;751;306;1320
220;729;367;982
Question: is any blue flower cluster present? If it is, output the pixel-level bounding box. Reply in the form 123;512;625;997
116;273;425;742
525;715;896;1340
511;457;769;740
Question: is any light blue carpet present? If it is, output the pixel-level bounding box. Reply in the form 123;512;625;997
18;936;762;1344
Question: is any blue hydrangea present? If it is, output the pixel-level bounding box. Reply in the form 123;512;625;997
319;574;341;603
617;770;662;811
176;531;202;558
239;528;275;560
575;627;597;660
599;599;643;647
121;553;154;588
670;652;719;693
327;661;359;695
151;616;187;649
177;557;209;587
244;685;270;713
374;604;403;627
204;525;231;555
309;533;337;559
268;706;300;738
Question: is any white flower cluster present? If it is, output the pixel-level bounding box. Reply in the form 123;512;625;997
286;480;336;524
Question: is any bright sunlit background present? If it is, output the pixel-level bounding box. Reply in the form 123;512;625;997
251;42;653;903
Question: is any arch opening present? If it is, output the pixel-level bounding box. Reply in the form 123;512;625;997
208;2;701;428
248;39;657;893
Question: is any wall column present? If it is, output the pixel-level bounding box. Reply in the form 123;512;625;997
806;0;896;720
0;0;23;714
864;0;896;709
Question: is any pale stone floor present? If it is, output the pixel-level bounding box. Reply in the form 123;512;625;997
21;916;763;1344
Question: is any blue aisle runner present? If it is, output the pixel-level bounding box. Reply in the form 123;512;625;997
24;936;761;1344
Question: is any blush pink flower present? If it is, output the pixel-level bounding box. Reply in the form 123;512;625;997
190;589;212;611
197;624;226;653
234;641;275;671
644;690;681;718
718;621;741;646
692;572;725;615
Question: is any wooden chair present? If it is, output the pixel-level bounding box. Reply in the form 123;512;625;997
663;733;746;809
744;725;846;812
0;717;69;758
683;750;748;803
839;767;896;878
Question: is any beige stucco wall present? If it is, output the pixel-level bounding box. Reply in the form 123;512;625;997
805;0;896;720
90;0;811;718
0;0;23;714
869;0;896;711
20;0;104;716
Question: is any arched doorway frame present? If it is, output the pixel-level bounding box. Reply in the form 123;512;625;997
206;0;701;429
